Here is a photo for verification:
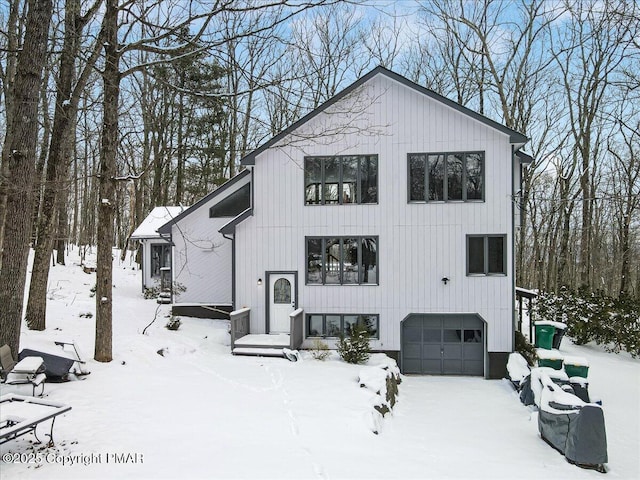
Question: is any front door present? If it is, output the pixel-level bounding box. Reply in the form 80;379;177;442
268;272;296;334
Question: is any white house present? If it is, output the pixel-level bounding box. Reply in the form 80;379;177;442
156;170;251;318
131;206;185;291
163;67;531;378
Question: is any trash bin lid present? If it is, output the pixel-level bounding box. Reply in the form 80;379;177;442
534;320;567;329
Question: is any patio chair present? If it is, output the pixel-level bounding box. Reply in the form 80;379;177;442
0;345;46;396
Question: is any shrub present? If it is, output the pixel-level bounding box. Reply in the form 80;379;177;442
337;323;371;364
165;316;181;331
532;288;640;358
143;286;161;299
310;339;331;360
515;331;537;366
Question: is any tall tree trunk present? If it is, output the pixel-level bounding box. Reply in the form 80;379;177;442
0;0;52;356
55;190;68;264
32;70;51;246
25;0;100;329
95;0;119;362
0;0;23;265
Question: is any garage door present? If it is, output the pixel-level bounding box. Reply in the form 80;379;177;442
401;314;485;375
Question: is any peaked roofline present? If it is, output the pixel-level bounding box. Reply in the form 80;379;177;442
241;66;528;166
157;169;251;235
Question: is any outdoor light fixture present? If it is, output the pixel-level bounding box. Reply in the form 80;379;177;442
257;278;263;286
441;277;450;285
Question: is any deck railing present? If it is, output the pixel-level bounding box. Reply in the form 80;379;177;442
230;307;250;350
289;308;304;350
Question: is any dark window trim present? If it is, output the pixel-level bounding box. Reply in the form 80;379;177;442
466;234;507;276
407;151;485;203
150;243;171;279
305;236;379;285
305;313;380;339
304;155;378;205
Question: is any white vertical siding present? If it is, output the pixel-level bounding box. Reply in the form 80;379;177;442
170;178;250;305
235;74;516;352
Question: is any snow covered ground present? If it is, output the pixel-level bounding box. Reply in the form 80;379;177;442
1;247;639;479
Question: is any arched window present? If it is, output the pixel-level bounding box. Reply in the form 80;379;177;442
273;278;291;304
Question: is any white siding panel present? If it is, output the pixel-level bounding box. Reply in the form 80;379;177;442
235;73;516;352
170;177;250;306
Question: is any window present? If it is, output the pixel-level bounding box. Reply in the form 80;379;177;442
467;235;507;275
306;314;379;338
306;236;378;285
209;183;250;217
304;155;378;205
273;278;291;303
409;151;484;202
150;244;171;278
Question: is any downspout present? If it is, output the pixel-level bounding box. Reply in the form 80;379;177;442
222;232;236;310
511;145;517;353
140;240;145;293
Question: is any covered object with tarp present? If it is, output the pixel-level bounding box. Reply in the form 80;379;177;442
18;343;75;381
537;372;607;472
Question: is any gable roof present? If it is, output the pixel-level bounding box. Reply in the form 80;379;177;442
157;169;251;235
241;66;528;166
131;207;186;239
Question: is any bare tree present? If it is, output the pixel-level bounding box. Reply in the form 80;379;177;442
25;0;103;331
0;0;52;356
552;0;639;288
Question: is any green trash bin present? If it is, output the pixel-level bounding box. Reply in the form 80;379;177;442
564;356;589;378
537;349;564;370
534;322;556;350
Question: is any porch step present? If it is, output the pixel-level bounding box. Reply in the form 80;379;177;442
232;347;285;357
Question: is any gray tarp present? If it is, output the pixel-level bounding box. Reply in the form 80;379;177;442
538;403;608;470
19;348;74;380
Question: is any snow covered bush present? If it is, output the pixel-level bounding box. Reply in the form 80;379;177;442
533;288;640;357
165;316;181;331
337;323;371;364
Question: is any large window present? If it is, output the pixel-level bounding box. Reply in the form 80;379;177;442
209;183;250;217
467;235;507;275
306;314;379;338
306;236;378;285
305;155;378;205
150;244;171;278
409;151;484;202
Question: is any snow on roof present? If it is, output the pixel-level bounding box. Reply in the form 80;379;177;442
131;206;186;239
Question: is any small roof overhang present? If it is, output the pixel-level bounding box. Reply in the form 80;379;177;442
516;151;534;165
219;208;253;236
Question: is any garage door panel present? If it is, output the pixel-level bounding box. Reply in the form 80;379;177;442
404;343;422;358
402;314;485;376
464;360;484;375
463;343;483;358
404;325;422;340
422;359;441;374
403;359;422;374
443;317;463;329
423;317;441;328
464;317;482;328
423;329;441;343
443;344;462;358
422;344;441;359
443;360;463;374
